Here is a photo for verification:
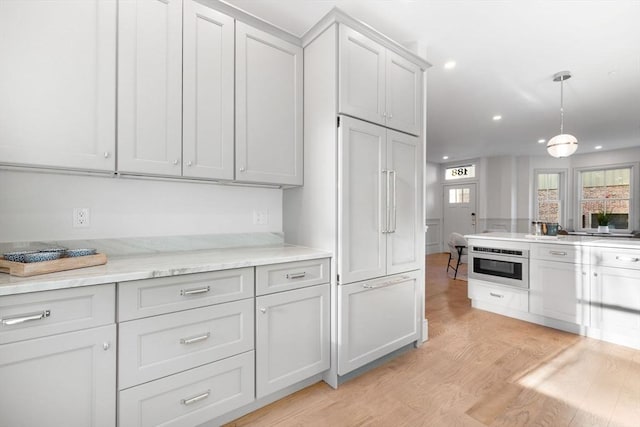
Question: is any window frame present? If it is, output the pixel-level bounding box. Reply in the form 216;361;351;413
575;163;635;233
533;168;567;227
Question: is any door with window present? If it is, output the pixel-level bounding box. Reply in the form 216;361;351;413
443;183;477;245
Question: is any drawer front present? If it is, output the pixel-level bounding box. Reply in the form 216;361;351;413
531;244;586;263
256;258;330;296
118;267;254;321
119;351;254;427
119;299;254;389
338;272;420;375
0;284;115;345
593;247;640;270
468;282;528;312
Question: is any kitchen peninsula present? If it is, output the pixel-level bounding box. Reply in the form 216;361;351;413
467;232;640;350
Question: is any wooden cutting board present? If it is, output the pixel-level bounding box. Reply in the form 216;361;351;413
0;253;107;277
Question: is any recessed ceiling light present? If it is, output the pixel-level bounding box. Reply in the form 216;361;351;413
442;156;449;160
595;145;603;150
492;115;502;121
444;61;456;70
538;139;546;144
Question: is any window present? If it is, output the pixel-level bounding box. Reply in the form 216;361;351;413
449;188;470;204
534;171;564;224
578;166;632;231
445;164;475;181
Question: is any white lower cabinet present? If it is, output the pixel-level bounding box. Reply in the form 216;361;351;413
468;281;529;313
256;283;330;398
591;266;640;348
119;351;254;427
0;324;116;427
529;259;589;325
118;298;254;389
338;271;420;375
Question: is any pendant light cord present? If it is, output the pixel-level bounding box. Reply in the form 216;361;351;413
559;76;565;134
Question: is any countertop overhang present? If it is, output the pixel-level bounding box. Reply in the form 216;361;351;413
465;232;640;249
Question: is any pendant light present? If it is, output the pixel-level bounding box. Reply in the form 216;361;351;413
547;71;578;158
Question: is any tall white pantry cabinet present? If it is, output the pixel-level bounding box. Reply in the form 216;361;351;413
284;13;429;387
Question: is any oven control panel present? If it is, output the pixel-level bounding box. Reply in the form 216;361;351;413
471;246;528;257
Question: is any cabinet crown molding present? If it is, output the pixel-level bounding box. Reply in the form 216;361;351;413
302;7;431;71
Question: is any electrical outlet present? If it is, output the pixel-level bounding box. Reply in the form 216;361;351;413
253;210;268;225
73;208;90;228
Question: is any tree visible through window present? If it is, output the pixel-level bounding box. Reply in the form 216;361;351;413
536;172;561;223
579;167;631;230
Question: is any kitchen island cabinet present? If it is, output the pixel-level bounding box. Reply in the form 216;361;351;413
529;244;590;327
467;233;640;350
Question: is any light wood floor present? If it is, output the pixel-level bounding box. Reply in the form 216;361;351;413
227;254;640;426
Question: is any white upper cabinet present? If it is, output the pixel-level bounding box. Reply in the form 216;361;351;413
338;26;386;128
0;0;116;171
385;51;422;136
339;25;422;136
118;0;183;176
182;1;234;180
338;117;421;284
236;22;303;186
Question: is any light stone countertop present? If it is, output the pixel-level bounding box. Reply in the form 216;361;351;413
466;232;640;249
0;245;332;297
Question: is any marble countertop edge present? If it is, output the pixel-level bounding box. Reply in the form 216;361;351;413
0;245;332;296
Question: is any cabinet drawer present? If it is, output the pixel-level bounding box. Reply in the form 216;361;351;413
531;244;587;263
119;350;254;427
118;267;254;321
338;272;420;375
468;282;528;312
593;247;640;270
119;299;253;389
0;284;115;345
256;258;330;296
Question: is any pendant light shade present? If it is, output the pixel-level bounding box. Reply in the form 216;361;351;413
547;71;578;158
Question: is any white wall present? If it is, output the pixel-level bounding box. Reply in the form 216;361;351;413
0;169;282;242
430;146;640;239
425;161;442;253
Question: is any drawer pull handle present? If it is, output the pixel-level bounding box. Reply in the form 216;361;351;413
286;272;306;279
1;310;50;326
549;251;567;256
180;390;210;406
616;256;639;262
180;286;210;296
489;292;504;299
363;275;411;290
180;332;210;345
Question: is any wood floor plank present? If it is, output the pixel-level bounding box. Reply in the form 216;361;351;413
226;254;640;426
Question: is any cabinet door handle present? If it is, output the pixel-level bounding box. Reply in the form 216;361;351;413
489;292;504;299
180;390;210;406
362;275;410;290
616;256;639;262
180;332;210;345
390;170;397;233
286;272;306;279
549;251;567;256
382;169;390;233
180;286;210;296
260;307;267;314
1;310;50;326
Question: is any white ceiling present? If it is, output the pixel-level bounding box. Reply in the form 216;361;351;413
225;0;640;164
